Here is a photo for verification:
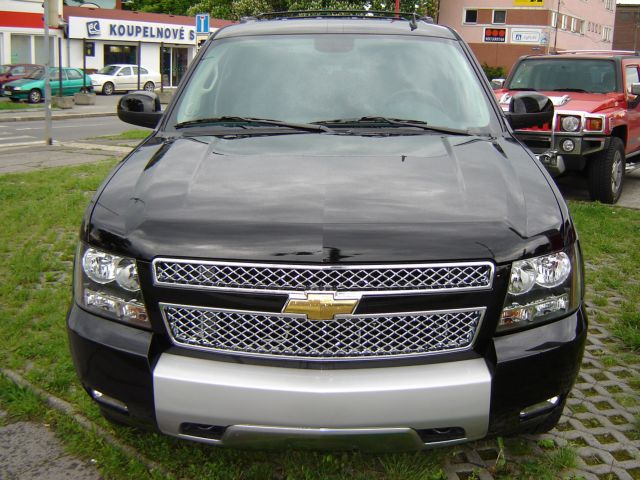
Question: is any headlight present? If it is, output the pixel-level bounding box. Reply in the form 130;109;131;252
74;244;149;328
498;245;582;333
13;87;21;91
560;115;580;132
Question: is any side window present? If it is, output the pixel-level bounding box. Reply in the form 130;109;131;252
66;69;83;80
132;67;139;74
464;9;478;24
625;65;640;93
119;67;132;76
140;67;148;74
50;68;67;80
11;66;25;75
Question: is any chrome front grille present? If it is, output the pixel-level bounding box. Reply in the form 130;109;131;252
161;304;485;360
153;260;494;294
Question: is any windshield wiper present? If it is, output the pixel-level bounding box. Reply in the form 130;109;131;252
313;117;470;135
551;88;586;92
174;116;333;133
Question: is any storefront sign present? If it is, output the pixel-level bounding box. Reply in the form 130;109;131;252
484;28;506;43
513;0;544;5
68;17;197;44
511;28;542;44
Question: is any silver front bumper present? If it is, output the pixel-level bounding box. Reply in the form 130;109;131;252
153;354;491;449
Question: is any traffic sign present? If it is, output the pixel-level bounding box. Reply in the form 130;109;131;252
196;14;209;34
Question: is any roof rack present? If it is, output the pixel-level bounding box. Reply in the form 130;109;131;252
251;10;434;24
557;49;640;55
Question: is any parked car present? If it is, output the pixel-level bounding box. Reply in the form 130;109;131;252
2;67;92;103
0;64;41;88
490;78;505;90
90;64;160;95
68;12;586;450
496;51;640;204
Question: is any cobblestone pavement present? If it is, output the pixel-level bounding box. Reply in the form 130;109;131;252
445;278;640;480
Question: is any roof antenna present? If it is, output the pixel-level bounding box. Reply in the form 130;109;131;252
410;12;417;31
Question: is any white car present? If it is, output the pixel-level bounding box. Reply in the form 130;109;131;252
90;64;161;95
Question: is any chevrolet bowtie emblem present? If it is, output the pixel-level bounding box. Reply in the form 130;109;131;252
283;293;358;321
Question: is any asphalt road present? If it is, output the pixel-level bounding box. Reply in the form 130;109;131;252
0;116;135;145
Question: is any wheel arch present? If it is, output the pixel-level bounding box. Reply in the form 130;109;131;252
610;125;627;149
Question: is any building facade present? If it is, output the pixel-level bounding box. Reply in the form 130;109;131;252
0;0;233;87
438;0;617;73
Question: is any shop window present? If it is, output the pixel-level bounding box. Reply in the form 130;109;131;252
493;10;506;24
34;36;53;65
104;44;137;66
464;9;478;24
11;34;32;64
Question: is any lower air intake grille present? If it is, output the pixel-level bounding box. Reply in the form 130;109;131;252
161;304;484;360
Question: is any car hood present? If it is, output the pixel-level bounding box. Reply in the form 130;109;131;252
497;90;622;114
87;133;567;264
4;78;38;88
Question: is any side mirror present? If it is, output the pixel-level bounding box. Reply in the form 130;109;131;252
506;92;554;130
117;91;162;129
631;83;640;95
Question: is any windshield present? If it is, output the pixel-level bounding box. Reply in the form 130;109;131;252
171;34;494;132
507;59;617;94
97;65;120;76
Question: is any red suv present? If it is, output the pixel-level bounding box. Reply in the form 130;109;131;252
496;51;640;204
0;64;41;88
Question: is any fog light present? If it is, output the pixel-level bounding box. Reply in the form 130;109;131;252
89;389;128;413
561;139;575;152
520;395;560;419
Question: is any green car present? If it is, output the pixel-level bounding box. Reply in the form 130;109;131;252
2;67;93;103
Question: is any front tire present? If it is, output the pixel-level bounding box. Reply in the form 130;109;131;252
588;137;625;204
143;81;155;92
102;82;114;96
28;89;42;104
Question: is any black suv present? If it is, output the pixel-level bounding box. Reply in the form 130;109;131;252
67;12;586;450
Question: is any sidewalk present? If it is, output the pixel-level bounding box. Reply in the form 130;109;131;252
0;94;120;122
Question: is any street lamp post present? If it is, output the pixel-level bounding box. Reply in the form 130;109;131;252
43;0;53;145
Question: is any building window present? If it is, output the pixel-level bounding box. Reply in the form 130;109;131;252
551;11;557;28
561;15;568;30
571;18;577;32
605;0;614;11
493;10;506;24
464;9;478;24
602;26;612;42
580;20;586;35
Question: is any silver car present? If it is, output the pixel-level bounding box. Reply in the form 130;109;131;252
90;64;160;95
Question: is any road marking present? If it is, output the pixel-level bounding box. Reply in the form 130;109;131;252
0;141;43;148
0;135;36;141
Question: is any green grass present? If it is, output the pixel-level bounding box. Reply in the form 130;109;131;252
2;162;639;478
95;129;151;140
0;100;39;110
569;203;640;351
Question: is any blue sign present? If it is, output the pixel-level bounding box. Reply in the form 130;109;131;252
196;14;209;34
